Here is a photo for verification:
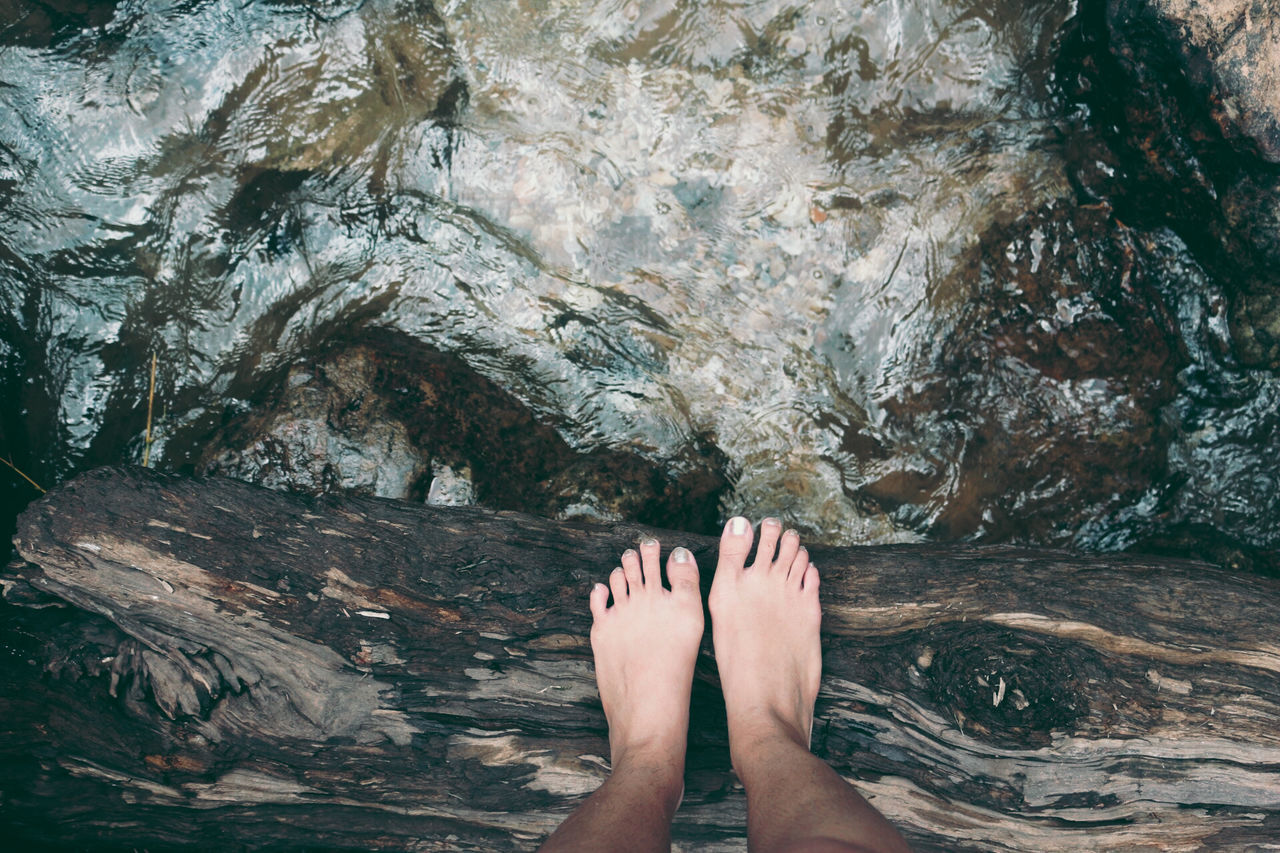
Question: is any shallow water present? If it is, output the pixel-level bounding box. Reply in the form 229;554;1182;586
2;0;1278;571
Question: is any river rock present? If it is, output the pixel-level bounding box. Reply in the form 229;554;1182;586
1088;0;1280;367
212;0;466;173
0;0;120;48
198;347;427;499
194;337;729;532
1110;0;1280;163
6;0;1280;579
857;198;1182;545
1219;169;1280;362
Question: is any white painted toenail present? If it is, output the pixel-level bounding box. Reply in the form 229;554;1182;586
671;547;692;562
622;549;637;559
640;536;658;546
763;517;781;527
729;517;749;535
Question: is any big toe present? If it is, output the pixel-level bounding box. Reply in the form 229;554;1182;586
717;516;754;570
666;546;700;594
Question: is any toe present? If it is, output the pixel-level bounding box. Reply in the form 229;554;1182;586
786;545;809;588
589;582;609;618
718;516;754;570
750;518;783;571
621;548;643;592
772;529;800;574
666;546;700;594
638;536;661;591
609;566;629;602
801;563;820;593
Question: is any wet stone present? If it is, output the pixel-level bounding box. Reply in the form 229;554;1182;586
4;0;1280;579
212;0;465;173
1066;0;1280;368
199;349;426;500
194;336;729;533
1221;170;1280;362
0;0;120;49
860;201;1182;545
1113;0;1280;164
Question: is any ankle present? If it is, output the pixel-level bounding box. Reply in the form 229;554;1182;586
607;748;686;811
612;725;686;770
727;712;810;774
611;721;688;763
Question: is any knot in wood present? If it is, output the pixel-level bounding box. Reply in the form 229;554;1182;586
926;626;1094;746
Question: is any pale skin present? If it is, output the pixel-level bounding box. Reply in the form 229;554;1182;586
539;517;912;853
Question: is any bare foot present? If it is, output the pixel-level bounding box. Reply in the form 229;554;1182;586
709;517;822;768
589;537;704;787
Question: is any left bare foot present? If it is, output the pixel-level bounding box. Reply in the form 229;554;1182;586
589;537;704;788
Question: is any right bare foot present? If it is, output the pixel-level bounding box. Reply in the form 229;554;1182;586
589;537;704;790
709;517;823;768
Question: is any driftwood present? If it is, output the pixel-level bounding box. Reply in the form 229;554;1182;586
1;467;1278;851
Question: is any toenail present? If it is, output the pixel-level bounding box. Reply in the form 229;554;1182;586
729;517;749;535
622;548;637;559
762;517;781;527
612;567;624;574
640;536;658;547
671;547;692;562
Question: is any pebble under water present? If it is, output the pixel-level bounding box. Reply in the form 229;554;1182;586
2;0;1279;575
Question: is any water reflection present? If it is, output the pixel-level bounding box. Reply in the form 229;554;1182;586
0;0;1277;572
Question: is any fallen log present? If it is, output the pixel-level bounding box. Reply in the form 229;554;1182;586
1;466;1277;851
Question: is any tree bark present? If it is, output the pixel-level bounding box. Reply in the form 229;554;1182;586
2;466;1278;851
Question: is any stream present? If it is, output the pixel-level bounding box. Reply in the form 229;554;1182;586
2;0;1279;574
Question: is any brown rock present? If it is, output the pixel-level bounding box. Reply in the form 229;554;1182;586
865;202;1182;544
192;335;729;533
211;0;465;172
1065;2;1280;366
1132;0;1280;162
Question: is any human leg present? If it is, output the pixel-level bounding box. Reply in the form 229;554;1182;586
538;538;704;853
709;517;911;853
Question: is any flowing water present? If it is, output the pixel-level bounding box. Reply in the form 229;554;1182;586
2;0;1278;573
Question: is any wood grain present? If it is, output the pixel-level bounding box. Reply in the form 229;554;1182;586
2;466;1278;850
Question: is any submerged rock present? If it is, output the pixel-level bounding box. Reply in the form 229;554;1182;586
1111;0;1280;163
0;0;120;49
941;203;1182;543
193;337;729;532
199;348;427;499
4;0;1280;577
210;0;466;174
843;198;1184;545
1085;0;1280;367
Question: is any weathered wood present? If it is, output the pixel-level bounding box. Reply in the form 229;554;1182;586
2;466;1278;851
